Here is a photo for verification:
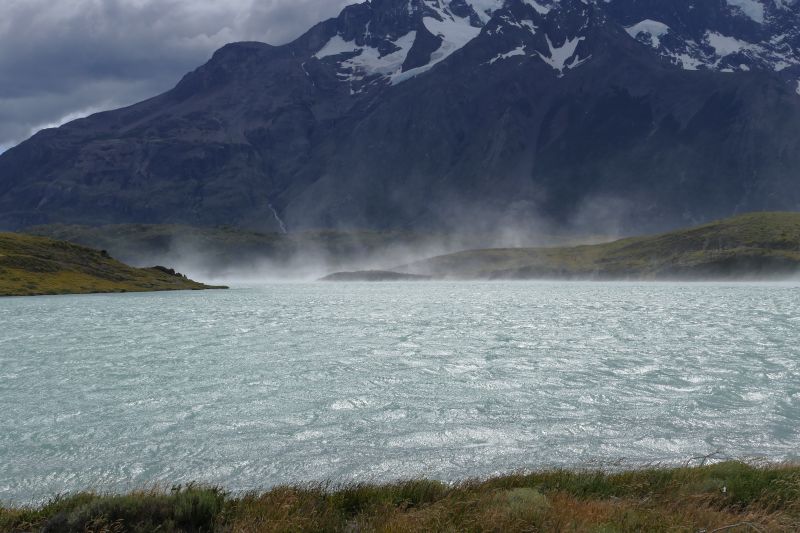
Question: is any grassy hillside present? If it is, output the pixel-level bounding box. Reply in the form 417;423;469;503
404;212;800;280
0;233;222;296
2;462;799;532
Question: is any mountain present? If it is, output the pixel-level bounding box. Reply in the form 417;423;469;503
1;0;799;235
379;211;800;279
0;233;222;296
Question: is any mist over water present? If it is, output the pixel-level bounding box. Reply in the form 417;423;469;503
2;282;800;504
84;214;623;283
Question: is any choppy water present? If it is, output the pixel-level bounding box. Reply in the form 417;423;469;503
1;282;799;504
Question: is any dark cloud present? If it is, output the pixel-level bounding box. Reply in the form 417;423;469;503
0;0;356;147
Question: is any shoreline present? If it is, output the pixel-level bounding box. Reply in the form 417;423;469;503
3;461;799;531
0;284;228;298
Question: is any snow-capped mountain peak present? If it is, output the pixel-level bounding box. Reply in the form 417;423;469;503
481;0;600;76
310;0;800;94
313;0;507;91
609;0;800;87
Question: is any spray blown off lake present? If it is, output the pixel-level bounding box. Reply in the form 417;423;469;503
1;282;799;504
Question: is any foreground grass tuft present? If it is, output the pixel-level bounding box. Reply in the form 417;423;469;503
0;486;225;533
2;462;799;532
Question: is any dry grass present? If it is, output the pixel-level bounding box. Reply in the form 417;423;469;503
2;462;799;532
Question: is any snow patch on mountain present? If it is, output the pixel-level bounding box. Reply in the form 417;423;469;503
315;36;360;59
313;0;799;93
479;0;598;74
625;20;670;48
490;12;539;36
610;0;800;89
725;0;766;23
314;0;511;90
675;53;703;71
538;35;589;75
705;32;761;58
315;31;418;91
465;0;506;22
423;12;481;64
392;11;484;84
522;0;553;15
488;45;527;64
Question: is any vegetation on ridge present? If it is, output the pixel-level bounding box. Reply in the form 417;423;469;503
2;462;799;532
0;232;223;296
403;212;800;279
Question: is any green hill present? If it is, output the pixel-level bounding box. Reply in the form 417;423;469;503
0;233;223;297
403;212;800;280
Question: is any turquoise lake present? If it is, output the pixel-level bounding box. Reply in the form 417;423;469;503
1;282;799;504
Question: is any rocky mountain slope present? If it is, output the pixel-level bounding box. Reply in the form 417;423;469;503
0;0;798;234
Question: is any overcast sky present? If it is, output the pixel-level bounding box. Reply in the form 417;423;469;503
0;0;357;152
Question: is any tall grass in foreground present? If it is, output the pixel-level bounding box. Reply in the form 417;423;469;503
2;462;799;532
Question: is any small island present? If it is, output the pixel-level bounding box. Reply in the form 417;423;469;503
320;270;432;282
0;232;225;297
